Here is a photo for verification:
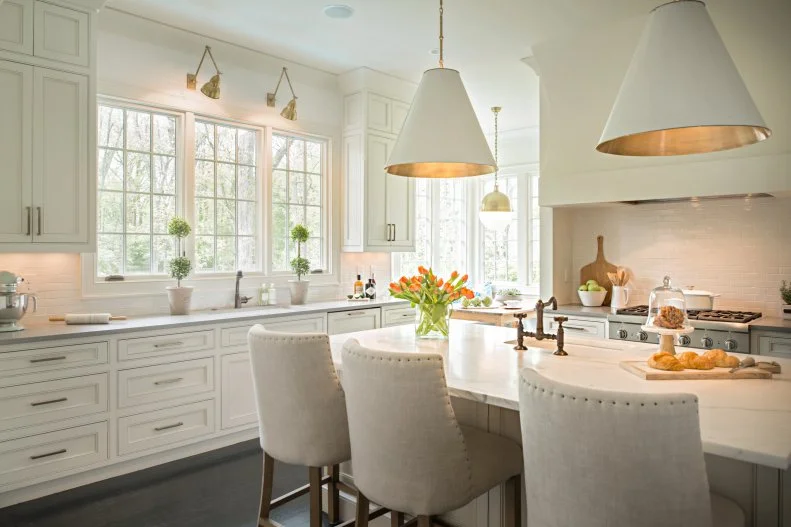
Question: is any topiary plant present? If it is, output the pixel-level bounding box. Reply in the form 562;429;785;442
781;281;791;305
168;217;192;287
290;224;310;281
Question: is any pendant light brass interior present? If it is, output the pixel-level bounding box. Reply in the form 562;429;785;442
597;0;771;156
480;107;512;231
385;0;496;178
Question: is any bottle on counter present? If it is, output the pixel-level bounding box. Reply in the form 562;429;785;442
354;274;364;297
267;283;277;305
366;272;377;299
259;284;269;306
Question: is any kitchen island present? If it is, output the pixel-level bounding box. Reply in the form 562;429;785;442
329;321;791;527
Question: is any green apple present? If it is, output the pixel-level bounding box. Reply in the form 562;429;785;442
586;280;599;287
470;297;482;307
578;284;588;291
461;297;471;308
482;296;493;307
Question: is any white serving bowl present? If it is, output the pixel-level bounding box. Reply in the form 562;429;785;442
578;290;607;307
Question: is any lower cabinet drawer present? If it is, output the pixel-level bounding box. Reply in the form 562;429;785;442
327;308;381;335
0;422;109;486
383;306;415;327
117;400;215;456
0;341;108;378
0;374;109;431
544;315;607;339
118;358;214;408
118;330;215;361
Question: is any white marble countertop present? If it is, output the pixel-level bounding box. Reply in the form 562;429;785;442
0;298;409;346
750;317;791;333
329;321;791;470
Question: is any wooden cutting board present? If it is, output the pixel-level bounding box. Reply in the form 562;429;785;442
579;235;618;305
620;361;772;380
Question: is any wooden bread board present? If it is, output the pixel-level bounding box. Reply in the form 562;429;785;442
579;235;618;306
620;361;772;380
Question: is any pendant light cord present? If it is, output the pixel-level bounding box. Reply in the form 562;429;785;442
438;0;444;68
493;107;501;189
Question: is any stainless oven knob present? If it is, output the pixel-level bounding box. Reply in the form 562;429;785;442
617;328;628;339
724;339;737;351
678;335;691;346
637;331;648;342
701;336;713;348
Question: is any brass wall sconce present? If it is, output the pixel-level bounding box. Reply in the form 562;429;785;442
267;67;298;121
187;45;221;100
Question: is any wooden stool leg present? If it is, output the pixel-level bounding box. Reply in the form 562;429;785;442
309;466;322;527
504;474;522;527
259;452;275;522
356;492;370;527
328;464;341;524
417;516;431;527
391;511;405;527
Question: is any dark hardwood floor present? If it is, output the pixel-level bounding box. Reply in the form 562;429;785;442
0;440;327;527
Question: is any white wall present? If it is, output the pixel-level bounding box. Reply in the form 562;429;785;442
564;196;791;316
534;0;791;206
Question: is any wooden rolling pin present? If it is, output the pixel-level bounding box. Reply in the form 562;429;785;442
49;314;127;324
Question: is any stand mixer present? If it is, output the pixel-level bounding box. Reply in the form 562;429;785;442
0;271;37;332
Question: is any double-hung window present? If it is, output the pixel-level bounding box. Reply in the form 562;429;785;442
270;133;327;273
96;105;178;277
193;120;258;273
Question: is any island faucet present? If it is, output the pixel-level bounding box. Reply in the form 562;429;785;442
513;296;568;356
234;270;251;309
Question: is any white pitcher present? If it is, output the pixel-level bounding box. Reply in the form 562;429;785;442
611;286;629;310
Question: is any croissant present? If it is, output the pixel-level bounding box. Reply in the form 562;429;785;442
648;352;684;371
703;349;740;368
678;351;715;370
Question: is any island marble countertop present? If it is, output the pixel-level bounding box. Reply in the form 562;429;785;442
329;321;791;470
750;317;791;333
0;298;409;346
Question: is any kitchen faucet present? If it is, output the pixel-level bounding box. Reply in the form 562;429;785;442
234;270;251;309
513;296;568;356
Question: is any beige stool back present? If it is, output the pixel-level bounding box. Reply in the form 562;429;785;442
247;326;350;467
519;368;712;527
341;339;474;516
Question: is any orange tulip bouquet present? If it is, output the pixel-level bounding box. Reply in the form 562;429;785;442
389;267;474;339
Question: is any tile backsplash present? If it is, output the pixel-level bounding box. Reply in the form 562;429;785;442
569;196;791;316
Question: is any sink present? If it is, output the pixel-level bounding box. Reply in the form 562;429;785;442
503;339;558;350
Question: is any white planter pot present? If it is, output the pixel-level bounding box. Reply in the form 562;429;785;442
166;286;194;315
783;304;791;321
289;280;309;305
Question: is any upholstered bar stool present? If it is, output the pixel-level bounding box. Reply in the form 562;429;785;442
518;368;745;527
248;326;354;527
341;339;523;527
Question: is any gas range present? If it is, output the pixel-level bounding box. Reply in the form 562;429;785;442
608;305;762;353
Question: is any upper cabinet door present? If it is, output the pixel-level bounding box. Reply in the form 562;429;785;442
32;68;88;244
367;94;392;134
391;100;411;136
0;0;34;56
385;173;415;248
33;1;89;67
365;134;393;249
0;60;33;244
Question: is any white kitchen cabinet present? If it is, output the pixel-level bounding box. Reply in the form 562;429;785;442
33;1;89;67
259;314;326;334
543;314;607;340
33;67;89;244
117;400;214;456
342;92;416;252
0;0;34;56
327;308;381;335
753;331;791;359
382;305;416;327
220;353;257;430
0;60;33;244
117;358;214;408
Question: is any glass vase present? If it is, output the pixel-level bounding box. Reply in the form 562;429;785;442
415;302;451;339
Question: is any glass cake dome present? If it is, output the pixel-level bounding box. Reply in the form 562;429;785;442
647;275;690;330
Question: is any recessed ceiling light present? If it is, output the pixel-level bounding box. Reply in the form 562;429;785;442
324;4;354;19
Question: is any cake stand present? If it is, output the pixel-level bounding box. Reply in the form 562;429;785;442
641;325;694;355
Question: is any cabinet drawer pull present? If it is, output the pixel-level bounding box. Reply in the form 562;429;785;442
25;206;32;236
401;313;413;318
154;377;183;386
30;397;68;407
563;326;589;332
153;341;184;349
154;421;184;432
29;355;67;363
346;311;368;317
36;207;42;236
30;448;67;460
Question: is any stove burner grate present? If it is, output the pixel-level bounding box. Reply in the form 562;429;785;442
615;306;762;324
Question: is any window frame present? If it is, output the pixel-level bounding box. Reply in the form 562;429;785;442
82;96;336;299
268;129;331;276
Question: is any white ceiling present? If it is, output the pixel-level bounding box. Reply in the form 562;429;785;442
105;0;655;133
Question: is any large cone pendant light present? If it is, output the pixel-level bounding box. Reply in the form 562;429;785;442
480;107;512;231
385;0;496;178
597;0;771;156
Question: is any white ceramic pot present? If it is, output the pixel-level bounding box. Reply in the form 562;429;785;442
289;280;309;305
610;286;630;309
782;304;791;321
578;290;607;307
682;288;719;311
166;286;194;315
